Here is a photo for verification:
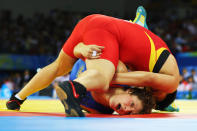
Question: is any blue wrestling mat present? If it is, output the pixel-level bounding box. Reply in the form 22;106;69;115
0;116;197;131
1;99;197;131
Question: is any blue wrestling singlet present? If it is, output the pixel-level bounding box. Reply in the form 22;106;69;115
69;59;114;114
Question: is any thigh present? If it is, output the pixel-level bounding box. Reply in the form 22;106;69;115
75;29;119;90
62;19;86;58
83;29;119;69
86;59;115;83
75;59;115;91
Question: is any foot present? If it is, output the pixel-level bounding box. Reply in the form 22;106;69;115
54;81;86;117
133;6;149;29
164;102;179;112
6;93;26;110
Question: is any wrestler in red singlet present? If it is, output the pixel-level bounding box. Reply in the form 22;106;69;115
63;14;170;71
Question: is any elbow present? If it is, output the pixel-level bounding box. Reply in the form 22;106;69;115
146;73;179;94
164;78;179;94
166;82;179;94
165;86;177;94
168;75;180;93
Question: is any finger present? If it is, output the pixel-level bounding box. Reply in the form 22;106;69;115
88;48;93;53
91;48;102;53
87;52;93;58
90;56;100;59
91;46;104;52
86;51;95;58
96;52;102;56
91;45;104;48
94;45;104;49
95;45;104;48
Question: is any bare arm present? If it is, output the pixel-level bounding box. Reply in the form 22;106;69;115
112;71;178;93
73;42;179;94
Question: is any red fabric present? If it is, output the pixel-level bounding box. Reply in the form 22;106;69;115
1;111;197;119
62;14;170;70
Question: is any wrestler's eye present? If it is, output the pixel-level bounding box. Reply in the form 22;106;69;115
116;103;121;110
131;102;135;107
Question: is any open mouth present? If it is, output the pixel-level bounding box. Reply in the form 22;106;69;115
116;103;121;110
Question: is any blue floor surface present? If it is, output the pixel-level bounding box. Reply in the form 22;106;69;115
0;116;197;131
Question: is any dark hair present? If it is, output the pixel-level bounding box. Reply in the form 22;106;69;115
128;87;156;114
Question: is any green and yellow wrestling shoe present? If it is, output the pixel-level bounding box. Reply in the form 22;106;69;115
133;6;149;29
164;102;180;112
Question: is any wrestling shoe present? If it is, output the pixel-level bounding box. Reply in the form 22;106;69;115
55;81;87;117
133;6;149;29
6;93;26;110
164;102;179;112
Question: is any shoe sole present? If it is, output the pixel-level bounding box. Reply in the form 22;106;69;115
54;84;85;117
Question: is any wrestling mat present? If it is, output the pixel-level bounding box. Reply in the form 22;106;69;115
0;98;197;131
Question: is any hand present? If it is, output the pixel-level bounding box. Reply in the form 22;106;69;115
81;44;104;59
74;42;104;59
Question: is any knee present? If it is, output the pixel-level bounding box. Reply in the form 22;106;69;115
52;61;66;76
54;60;73;77
86;69;110;91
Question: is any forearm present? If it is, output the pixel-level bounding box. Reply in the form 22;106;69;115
112;71;151;86
112;71;178;93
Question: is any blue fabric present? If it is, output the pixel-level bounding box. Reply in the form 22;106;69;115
1;116;197;131
69;59;113;114
70;59;87;81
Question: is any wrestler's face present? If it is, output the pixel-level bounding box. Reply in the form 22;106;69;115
109;93;143;115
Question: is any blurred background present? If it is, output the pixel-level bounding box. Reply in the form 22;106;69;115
0;0;197;99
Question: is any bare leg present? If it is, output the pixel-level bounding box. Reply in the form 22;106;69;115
53;58;115;117
74;59;115;92
17;50;76;99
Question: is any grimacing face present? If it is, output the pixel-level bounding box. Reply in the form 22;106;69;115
109;92;143;115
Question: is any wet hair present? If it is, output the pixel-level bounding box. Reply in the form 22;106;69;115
127;87;156;114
